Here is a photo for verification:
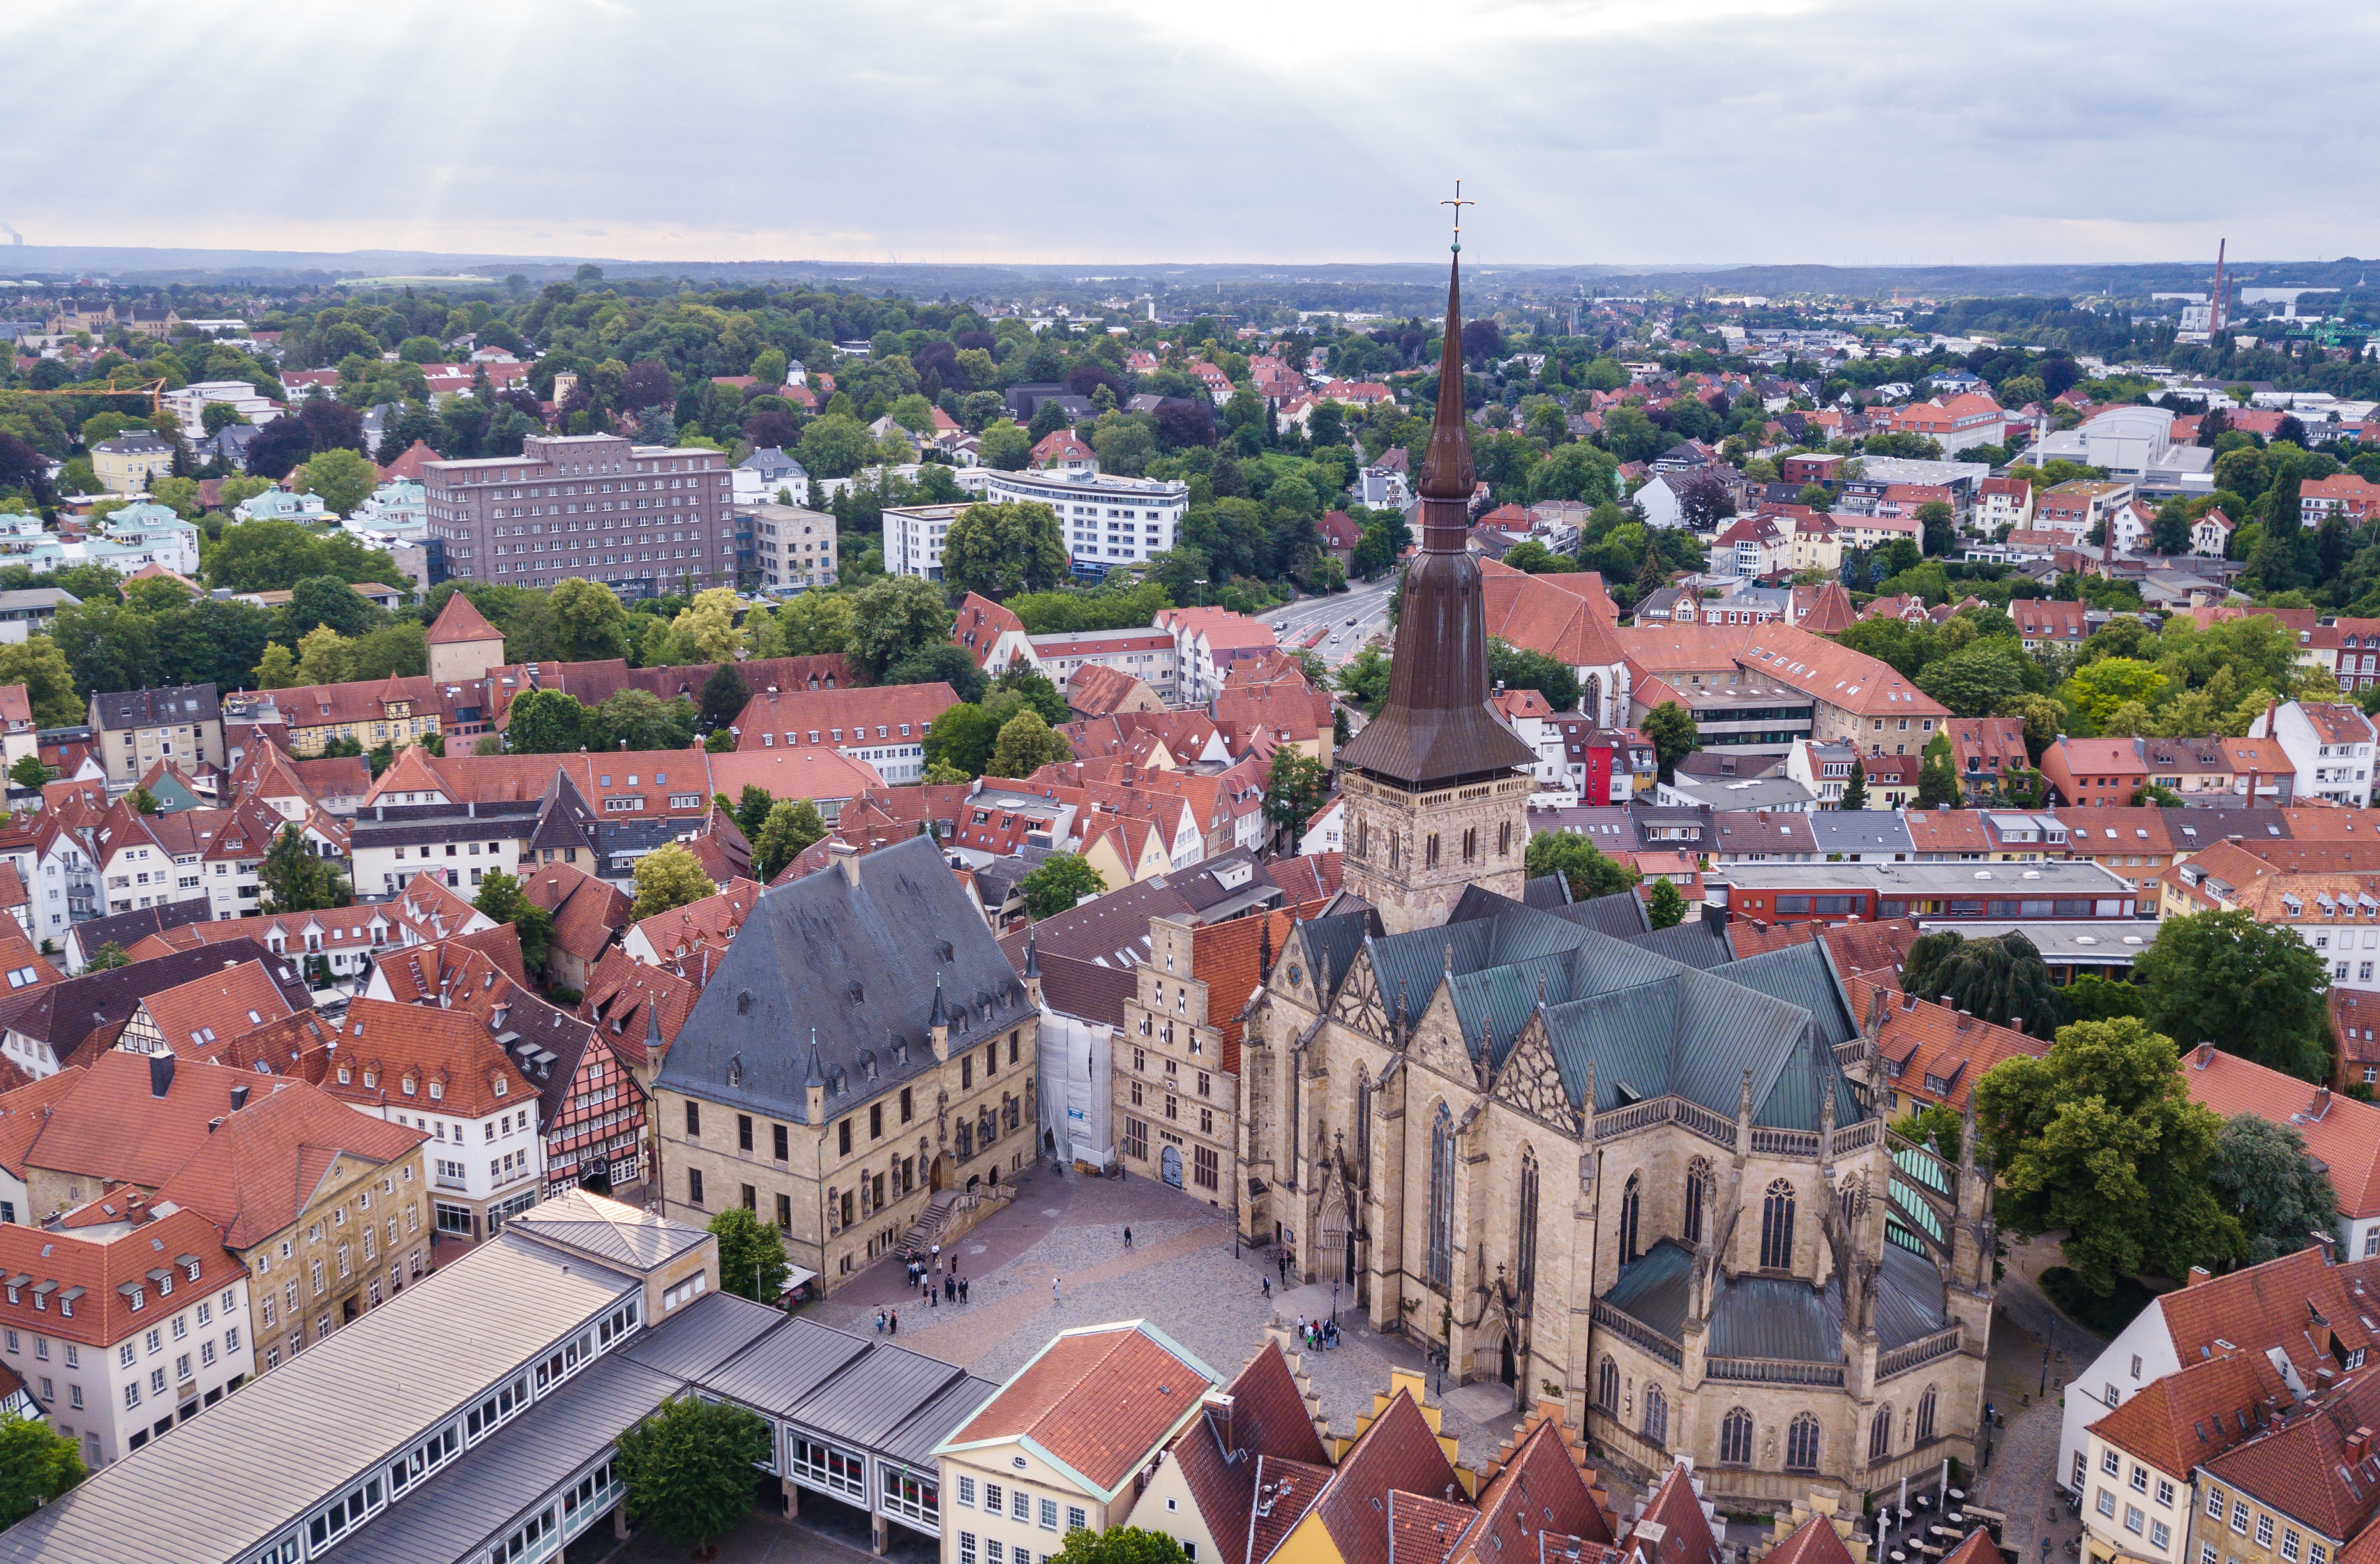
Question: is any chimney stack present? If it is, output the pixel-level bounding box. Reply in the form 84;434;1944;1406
828;837;862;887
149;1051;175;1099
229;1083;250;1112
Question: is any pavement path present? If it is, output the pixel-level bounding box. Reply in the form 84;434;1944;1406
811;1166;1529;1467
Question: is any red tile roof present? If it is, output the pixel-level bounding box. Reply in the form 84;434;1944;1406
1314;1390;1466;1564
951;1323;1217;1491
0;1205;246;1348
1756;1515;1857;1564
2184;1046;2380;1218
522;860;631;966
328;998;535;1120
427;591;504;645
2154;1247;2380;1387
2086;1344;2284;1477
155;1073;427;1248
2201;1369;2380;1542
1627;1464;1717;1564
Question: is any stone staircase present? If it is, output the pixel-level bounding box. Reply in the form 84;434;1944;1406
896;1185;1008;1260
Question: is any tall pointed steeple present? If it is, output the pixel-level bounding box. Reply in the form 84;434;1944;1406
1335;220;1536;789
1336;191;1537;934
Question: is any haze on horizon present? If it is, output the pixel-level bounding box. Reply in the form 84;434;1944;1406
4;0;2372;271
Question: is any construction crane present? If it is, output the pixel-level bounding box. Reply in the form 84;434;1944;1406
0;377;167;414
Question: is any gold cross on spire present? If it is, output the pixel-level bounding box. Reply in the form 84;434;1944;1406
1440;180;1473;250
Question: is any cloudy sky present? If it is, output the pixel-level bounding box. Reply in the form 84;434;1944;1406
5;0;2372;268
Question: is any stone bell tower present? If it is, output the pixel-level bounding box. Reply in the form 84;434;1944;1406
1336;202;1536;934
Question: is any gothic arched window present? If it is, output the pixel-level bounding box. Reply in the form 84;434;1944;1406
1719;1407;1753;1466
1786;1413;1821;1471
1869;1405;1894;1461
1516;1150;1539;1298
1683;1157;1709;1246
1426;1103;1455;1288
1618;1172;1641;1265
1761;1178;1796;1270
1595;1356;1619;1413
1641;1383;1667;1445
1915;1385;1938;1445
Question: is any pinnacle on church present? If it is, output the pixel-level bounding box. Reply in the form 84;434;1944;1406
1333;198;1536;790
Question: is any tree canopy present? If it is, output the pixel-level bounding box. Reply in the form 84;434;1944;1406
2134;910;2331;1081
1020;854;1105;919
1975;1017;2238;1295
615;1395;774;1549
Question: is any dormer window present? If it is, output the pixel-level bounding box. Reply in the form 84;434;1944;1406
428;1081;444;1100
337;1065;352;1084
402;1075;417;1097
128;1288;142;1311
363;1070;376;1088
184;1261;199;1282
493;1078;507;1097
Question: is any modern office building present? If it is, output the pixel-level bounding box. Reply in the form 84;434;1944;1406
979;467;1189;575
420;433;735;599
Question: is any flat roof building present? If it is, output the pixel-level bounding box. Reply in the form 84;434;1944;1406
1714;859;2141;926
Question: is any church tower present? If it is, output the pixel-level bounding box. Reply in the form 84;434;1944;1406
1337;210;1537;933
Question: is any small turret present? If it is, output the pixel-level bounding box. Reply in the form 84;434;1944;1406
804;1028;826;1122
929;972;951;1060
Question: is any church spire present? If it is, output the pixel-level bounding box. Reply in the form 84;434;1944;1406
1334;184;1536;792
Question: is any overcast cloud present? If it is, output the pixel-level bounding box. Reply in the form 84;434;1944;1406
3;0;2372;267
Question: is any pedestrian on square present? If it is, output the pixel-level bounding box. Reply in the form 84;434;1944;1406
875;1310;886;1334
929;1285;938;1309
1278;1252;1288;1283
960;1277;970;1302
1124;1226;1133;1249
889;1309;899;1335
1053;1274;1062;1305
946;1274;956;1302
1261;1276;1271;1298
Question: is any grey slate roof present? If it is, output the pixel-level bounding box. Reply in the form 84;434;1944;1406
7;937;302;1065
701;1316;873;1413
1805;811;1916;858
614;1290;785;1380
882;1372;1003;1467
792;1339;974;1448
0;1231;638;1564
509;1187;712;1273
657;834;1032;1125
1604;1238;1948;1362
1622;918;1733;970
90;683;220;731
328;1353;683;1564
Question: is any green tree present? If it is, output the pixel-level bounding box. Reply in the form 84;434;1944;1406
1974;1017;2238;1295
593;689;696;753
765;590;857;657
1523;831;1640;901
753;798;827;880
797;413;878;479
666;587;744;664
1915;499;1956;557
1915;640;2033;718
2209;1113;2338;1265
1894;1101;1964;1162
615;1394;775;1551
288;575;378;638
629;843;716;920
0;1415;86;1528
2134;909;2331;1080
130;784;160;815
1263;749;1330;843
940;502;1070;599
1485;638;1579;713
8;753;47;791
977;419;1032;471
1045;1526;1192;1564
547;576;635;662
1335;644;1391;712
1837;755;1868;811
1640;701;1699;783
2064;657;2169;725
1905;930;2066;1037
707;1206;791;1302
923;704;1000;777
259;823;352;913
84;942;130;972
505;687;590;754
847;576;955;680
1916;732;1960;809
732;784;776;841
206;518;400;594
988;709;1071;778
1020;853;1106;919
1645;878;1687;930
2063;973;2148;1023
473;869;554;975
700;662;751;734
292;446;378;517
0;637;84;728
